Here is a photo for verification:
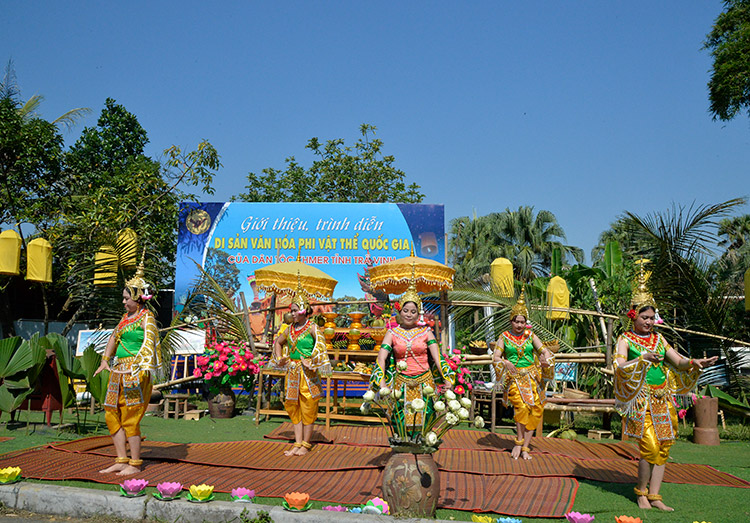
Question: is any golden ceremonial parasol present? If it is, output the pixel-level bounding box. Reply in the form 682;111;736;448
368;246;455;294
254;252;338;299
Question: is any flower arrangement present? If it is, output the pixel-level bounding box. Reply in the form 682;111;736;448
471;515;494;523
362;350;484;454
615;516;642;523
284;492;311;510
193;340;267;396
322;505;348;511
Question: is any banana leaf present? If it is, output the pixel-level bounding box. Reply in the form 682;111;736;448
81;346;108;406
704;384;750;417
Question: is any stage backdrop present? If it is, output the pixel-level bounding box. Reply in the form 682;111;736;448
175;202;445;311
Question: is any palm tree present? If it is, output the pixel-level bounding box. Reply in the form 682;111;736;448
1;60;90;130
491;206;583;281
447;212;496;284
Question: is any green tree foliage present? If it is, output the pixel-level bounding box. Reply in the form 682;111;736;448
448;207;582;283
54;99;221;327
235;124;424;203
0;97;65;229
704;0;750;121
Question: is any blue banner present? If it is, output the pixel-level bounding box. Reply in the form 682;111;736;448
175;202;445;311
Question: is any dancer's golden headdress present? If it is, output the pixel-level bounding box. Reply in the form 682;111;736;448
630;261;656;311
125;251;153;301
290;270;311;311
398;261;422;312
510;286;529;320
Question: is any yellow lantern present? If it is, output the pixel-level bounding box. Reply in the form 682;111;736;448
26;238;52;283
745;268;750;312
0;229;22;276
490;258;513;297
117;228;138;269
546;275;570;319
94;245;118;287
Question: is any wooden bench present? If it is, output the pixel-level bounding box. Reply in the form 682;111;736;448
537;397;618;437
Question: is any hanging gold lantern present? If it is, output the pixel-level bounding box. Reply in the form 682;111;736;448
546;275;570;319
0;229;22;276
94;245;118;287
490;258;513;297
117;228;138;269
26;238;53;283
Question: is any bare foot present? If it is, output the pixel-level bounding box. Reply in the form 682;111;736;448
511;445;522;460
295;445;309;456
636;495;651;510
521;450;532;460
115;465;141;476
99;463;127;474
284;445;299;457
650;500;674;512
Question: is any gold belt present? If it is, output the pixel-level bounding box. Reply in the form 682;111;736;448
395;371;433;389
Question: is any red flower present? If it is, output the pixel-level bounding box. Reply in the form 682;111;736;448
393;302;401;311
454;385;465;394
627;309;637;320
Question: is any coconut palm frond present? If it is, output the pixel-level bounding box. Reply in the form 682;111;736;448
191;262;250;343
159;287;204;378
52;107;92;131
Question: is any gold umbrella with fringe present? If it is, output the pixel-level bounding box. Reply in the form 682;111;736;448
254;251;338;300
368;246;455;294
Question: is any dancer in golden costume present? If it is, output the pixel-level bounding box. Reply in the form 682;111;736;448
272;289;330;456
493;288;553;460
95;261;162;475
614;267;717;511
371;282;454;438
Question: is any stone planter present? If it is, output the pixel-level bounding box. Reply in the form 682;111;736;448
693;396;720;445
207;388;236;419
382;451;440;518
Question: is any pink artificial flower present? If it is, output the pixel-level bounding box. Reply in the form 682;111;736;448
678;409;687;419
454;385;465;394
467;383;473;391
204;372;213;380
453;348;462;354
193;369;203;378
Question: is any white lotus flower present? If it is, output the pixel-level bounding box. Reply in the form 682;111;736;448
433;400;446;411
444;390;456;401
448;399;461;412
363;390;375;401
392;389;403;399
397;360;408;370
422;385;434;395
360;403;371;414
460;397;472;408
425;431;438;445
445;412;459;425
411;398;425;411
458;407;469;419
473;416;485;428
379;387;391;397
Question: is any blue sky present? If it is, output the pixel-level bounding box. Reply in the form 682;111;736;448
4;2;748;262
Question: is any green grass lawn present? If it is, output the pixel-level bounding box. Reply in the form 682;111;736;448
1;407;749;522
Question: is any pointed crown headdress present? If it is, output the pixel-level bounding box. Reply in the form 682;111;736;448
630;261;656;312
125;250;153;301
510;286;529;320
398;262;422;312
291;270;311;311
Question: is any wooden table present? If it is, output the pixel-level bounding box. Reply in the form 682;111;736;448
254;368;380;427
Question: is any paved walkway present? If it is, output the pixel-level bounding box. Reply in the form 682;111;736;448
0;483;452;523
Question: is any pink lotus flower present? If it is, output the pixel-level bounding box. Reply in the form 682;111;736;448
565;511;595;523
120;478;148;495
156;482;182;498
678;408;687;419
322;505;347;511
231;487;255;501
